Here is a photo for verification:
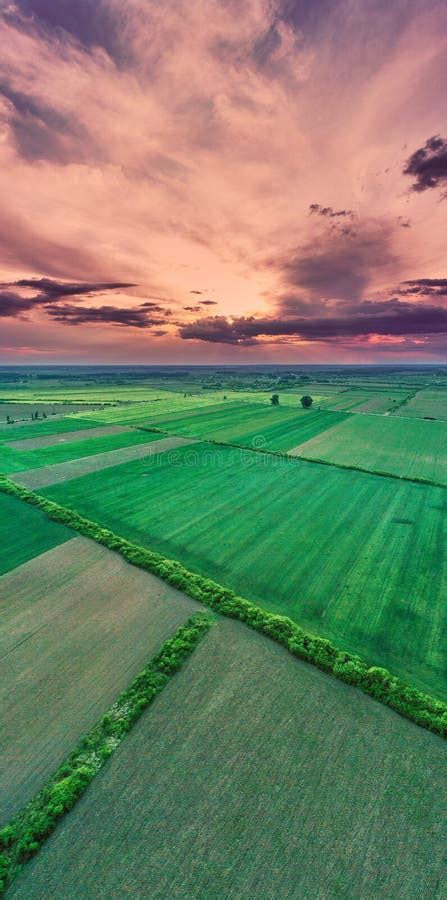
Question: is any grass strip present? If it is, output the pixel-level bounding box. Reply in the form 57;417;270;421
1;475;446;739
0;611;213;895
136;426;447;488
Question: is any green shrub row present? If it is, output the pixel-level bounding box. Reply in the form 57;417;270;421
1;475;446;740
0;611;213;895
134;426;447;489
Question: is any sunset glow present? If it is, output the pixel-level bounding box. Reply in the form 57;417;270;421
1;0;447;362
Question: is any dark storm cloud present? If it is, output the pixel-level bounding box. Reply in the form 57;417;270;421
11;1;131;66
199;299;218;305
0;290;33;317
399;278;447;296
0;82;87;163
190;290;203;294
403;135;447;193
46;303;164;328
179;300;447;344
14;278;137;300
0;277;139;323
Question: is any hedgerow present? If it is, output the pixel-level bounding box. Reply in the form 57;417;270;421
0;611;213;895
1;475;446;740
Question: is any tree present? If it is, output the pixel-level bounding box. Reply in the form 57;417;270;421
271;394;279;406
300;395;313;408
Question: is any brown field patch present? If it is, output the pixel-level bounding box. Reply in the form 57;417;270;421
0;536;200;824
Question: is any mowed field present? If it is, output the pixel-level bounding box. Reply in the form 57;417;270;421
0;534;200;824
135;401;349;451
292;413;447;484
0;492;73;575
43;443;447;699
0;427;168;474
391;388;447;420
12;435;193;489
10;619;446;900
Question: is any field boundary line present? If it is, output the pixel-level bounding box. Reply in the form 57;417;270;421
0;612;213;895
1;476;445;741
134;426;447;488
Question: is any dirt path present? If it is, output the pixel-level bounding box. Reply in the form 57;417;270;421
13;435;196;489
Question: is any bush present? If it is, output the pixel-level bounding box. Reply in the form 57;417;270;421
0;610;212;894
0;475;445;744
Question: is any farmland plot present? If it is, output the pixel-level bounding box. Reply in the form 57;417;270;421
10;619;445;900
0;428;168;475
391;388;447;420
137;400;349;451
13;434;194;488
290;413;447;483
0;492;72;575
43;443;447;699
0;536;199;824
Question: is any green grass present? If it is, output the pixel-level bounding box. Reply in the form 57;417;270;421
0;613;212;894
137;401;348;451
10;618;445;900
293;413;447;484
42;443;447;700
0;536;200;825
391;388;447;420
319;389;409;413
0;429;165;474
0;493;72;575
0;417;98;442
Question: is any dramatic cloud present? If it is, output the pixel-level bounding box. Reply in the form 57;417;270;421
270;218;398;301
403;136;447;193
0;0;446;361
180;300;447;345
46;303;164;328
398;278;447;297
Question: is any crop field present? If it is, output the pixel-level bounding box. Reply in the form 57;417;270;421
0;401;104;423
0;492;73;575
13;434;193;489
0;416;100;441
42;442;447;699
0;428;168;474
391;388;447;420
10;618;446;900
292;413;447;483
0;535;199;824
318;388;410;413
6;423;134;449
136;400;349;450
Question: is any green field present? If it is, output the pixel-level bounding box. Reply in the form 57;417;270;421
42;443;447;699
10;619;445;899
0;417;98;442
136;401;349;451
0;536;199;824
0;428;166;474
391;388;447;420
293;413;447;484
318;388;410;413
0;492;73;575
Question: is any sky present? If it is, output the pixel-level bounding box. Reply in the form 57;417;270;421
0;0;447;364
